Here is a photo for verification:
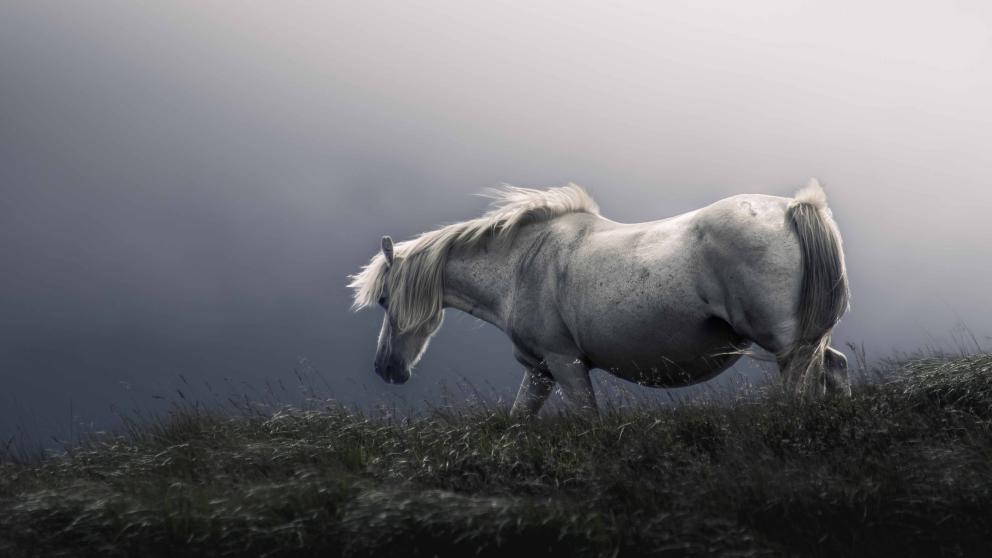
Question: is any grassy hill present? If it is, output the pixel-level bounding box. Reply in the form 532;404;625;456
2;354;991;557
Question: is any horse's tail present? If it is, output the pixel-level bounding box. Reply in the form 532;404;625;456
780;179;850;396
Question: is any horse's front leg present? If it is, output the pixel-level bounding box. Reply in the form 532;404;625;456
510;366;554;419
545;354;598;417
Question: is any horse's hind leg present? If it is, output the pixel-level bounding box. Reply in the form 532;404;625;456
510;367;554;418
824;346;851;396
775;343;850;397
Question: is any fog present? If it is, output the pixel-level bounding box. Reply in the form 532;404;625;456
2;1;991;446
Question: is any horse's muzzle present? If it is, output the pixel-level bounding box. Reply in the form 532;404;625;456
374;362;410;384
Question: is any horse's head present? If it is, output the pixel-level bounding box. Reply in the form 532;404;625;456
371;236;441;384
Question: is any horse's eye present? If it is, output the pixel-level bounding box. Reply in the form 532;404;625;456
378;296;387;306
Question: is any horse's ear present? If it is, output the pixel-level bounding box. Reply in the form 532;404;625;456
381;236;395;266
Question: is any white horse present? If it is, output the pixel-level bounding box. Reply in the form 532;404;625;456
349;181;850;416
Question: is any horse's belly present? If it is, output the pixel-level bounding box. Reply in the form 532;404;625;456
599;351;744;388
582;317;747;388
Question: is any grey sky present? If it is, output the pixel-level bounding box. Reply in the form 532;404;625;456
2;1;991;445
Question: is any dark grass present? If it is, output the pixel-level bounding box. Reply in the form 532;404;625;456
2;354;992;557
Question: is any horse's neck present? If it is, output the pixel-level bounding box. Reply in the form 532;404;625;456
441;238;515;327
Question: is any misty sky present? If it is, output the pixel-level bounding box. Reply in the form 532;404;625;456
2;1;991;447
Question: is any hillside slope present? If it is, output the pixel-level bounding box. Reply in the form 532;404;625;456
2;355;991;557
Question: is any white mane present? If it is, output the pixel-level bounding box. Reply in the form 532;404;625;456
348;184;600;331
